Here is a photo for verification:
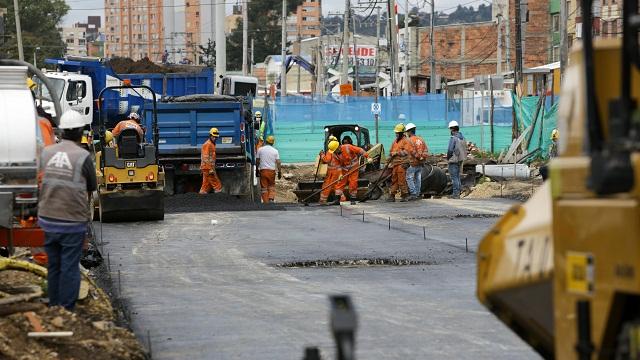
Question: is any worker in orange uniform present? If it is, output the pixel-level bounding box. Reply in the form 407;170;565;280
112;112;144;141
199;127;223;194
319;140;345;205
256;135;281;203
339;136;369;205
387;123;414;202
28;78;57;147
404;123;429;200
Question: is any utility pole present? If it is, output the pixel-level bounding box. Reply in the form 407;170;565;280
242;0;249;76
489;75;495;153
341;0;351;86
559;0;568;80
297;30;301;93
375;6;381;143
215;0;226;86
388;0;399;95
514;0;523;88
352;12;360;95
429;0;436;93
404;0;410;95
251;38;255;75
281;0;287;96
496;14;502;76
504;4;511;72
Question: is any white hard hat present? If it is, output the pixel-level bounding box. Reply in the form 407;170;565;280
129;112;140;120
398;114;406;121
448;120;459;129
58;110;85;129
255;111;262;117
405;122;416;131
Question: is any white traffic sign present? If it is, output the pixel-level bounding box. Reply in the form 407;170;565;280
371;102;381;115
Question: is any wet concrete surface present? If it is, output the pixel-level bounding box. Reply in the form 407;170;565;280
99;198;540;360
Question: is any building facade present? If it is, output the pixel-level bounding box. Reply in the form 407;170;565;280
60;26;88;56
287;0;321;53
104;0;164;61
184;0;201;63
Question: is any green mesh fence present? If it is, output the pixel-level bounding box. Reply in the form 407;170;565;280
511;93;559;160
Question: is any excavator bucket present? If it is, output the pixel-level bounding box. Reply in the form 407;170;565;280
98;189;164;222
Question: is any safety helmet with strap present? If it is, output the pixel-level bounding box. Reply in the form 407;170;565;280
448;120;459;129
209;127;220;137
328;140;340;152
394;123;405;133
59;110;85;129
266;135;275;145
405;123;416;132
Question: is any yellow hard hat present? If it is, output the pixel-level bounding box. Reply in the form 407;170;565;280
394;123;405;133
81;135;89;145
266;135;275;145
209;127;220;137
551;128;559;140
255;111;262;118
26;78;36;90
328;140;340;152
105;130;114;143
328;135;338;142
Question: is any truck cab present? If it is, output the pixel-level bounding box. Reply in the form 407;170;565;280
36;70;93;127
219;75;258;97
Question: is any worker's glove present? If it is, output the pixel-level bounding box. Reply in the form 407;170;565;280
367;158;374;164
338;175;344;181
363;153;369;158
390;152;397;157
278;171;282;180
208;169;216;175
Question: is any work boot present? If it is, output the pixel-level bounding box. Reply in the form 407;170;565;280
331;198;341;205
350;200;357;205
399;194;409;202
386;195;395;202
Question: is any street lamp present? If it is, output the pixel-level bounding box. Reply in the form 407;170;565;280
33;46;40;67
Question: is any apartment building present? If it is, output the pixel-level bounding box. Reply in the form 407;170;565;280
60;26;88;57
287;0;321;53
104;0;164;61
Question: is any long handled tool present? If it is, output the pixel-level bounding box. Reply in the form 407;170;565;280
309;154;322;194
302;156;377;205
359;156;394;203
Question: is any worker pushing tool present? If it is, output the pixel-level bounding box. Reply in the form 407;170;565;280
38;111;97;311
405;122;429;201
387;123;414;202
256;135;282;203
199;127;223;194
111;112;144;141
319;140;345;205
338;136;369;205
446;121;467;199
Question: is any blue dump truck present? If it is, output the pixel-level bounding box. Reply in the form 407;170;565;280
40;56;258;198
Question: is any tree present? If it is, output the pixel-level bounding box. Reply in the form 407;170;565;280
226;0;303;71
0;0;69;62
199;39;215;67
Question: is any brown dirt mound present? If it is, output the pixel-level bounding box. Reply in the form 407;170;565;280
109;57;170;74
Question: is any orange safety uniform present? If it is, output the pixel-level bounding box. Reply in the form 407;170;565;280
199;138;223;193
38;118;56;147
112;120;144;140
388;136;414;198
407;134;428;166
319;151;345;203
260;169;276;203
338;144;367;199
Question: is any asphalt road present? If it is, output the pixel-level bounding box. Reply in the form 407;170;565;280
100;198;540;360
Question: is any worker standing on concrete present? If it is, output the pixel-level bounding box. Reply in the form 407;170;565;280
255;111;265;149
199;127;223;194
447;121;467;199
319;140;345;205
339;136;368;205
388;123;414;202
549;129;559;158
405;123;428;200
256;135;282;203
112;112;144;141
37;111;97;311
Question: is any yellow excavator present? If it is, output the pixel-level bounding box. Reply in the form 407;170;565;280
477;1;639;358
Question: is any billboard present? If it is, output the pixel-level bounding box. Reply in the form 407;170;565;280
324;45;377;69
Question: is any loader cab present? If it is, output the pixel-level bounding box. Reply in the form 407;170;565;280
324;125;371;151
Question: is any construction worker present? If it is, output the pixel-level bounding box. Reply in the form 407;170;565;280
200;128;223;194
37;110;97;311
339;136;369;205
112;112;144;141
447;121;467;199
255;111;265;149
405;123;429;200
28;78;57;147
319;140;345;205
388;123;414;202
256;135;282;203
549;128;559;158
105;130;115;147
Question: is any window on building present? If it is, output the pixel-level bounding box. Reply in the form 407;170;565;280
552;14;560;32
552;45;559;61
79;39;86;45
66;38;74;44
196;12;200;17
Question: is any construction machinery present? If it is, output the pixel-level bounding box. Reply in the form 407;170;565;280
95;85;165;222
0;59;62;254
477;1;640;358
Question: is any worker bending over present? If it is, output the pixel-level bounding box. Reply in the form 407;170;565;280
112;112;144;141
319;140;345;205
256;135;282;203
405;123;429;200
387;123;414;202
339;136;368;205
38;111;97;310
200;127;223;194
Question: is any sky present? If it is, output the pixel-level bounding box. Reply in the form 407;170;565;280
63;0;471;26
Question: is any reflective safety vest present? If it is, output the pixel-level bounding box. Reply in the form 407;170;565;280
339;144;366;169
321;151;343;171
38;140;91;222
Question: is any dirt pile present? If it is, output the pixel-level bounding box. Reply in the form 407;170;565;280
0;266;146;360
465;179;541;201
109;57;169;74
276;164;317;202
